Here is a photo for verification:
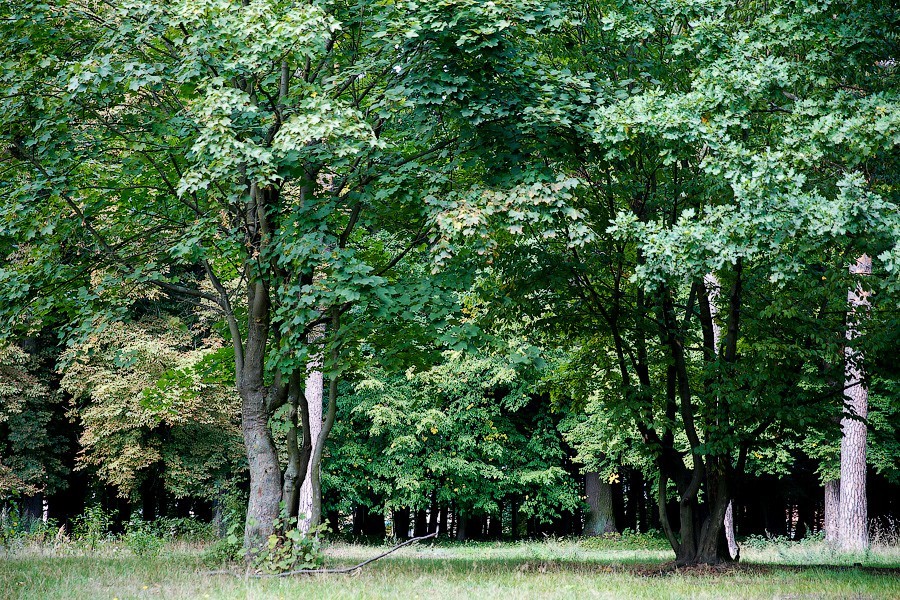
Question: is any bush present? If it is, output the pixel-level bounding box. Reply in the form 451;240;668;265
252;515;327;574
201;520;243;566
155;517;217;543
72;505;114;552
123;517;165;557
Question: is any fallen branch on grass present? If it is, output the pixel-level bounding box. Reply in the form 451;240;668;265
268;531;439;577
204;531;438;578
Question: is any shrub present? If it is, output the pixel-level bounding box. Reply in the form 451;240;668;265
252;515;327;574
155;517;217;543
123;517;165;557
72;505;114;552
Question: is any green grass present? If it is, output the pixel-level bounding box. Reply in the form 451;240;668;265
2;539;899;599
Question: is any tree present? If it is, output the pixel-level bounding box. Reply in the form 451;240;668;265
58;315;243;505
0;0;575;550
0;341;68;513
434;0;900;564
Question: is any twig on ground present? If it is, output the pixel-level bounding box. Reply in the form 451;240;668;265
204;531;438;578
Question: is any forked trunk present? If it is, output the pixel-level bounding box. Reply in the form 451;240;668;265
674;487;732;566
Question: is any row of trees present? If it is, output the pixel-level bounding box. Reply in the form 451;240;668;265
2;0;898;565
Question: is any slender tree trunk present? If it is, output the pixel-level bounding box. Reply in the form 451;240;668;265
824;479;840;544
839;255;871;552
583;472;617;535
297;357;323;532
393;508;411;540
281;373;304;518
724;501;739;560
414;509;427;537
428;492;438;534
703;273;739;560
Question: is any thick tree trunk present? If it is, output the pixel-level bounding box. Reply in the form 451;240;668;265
241;387;282;550
676;473;731;566
583;472;617;535
488;511;502;540
824;479;840;544
455;514;468;541
839;255;870;552
438;505;449;536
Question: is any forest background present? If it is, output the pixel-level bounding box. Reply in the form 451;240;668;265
0;0;898;572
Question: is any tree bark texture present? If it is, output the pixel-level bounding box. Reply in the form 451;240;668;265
824;479;840;544
240;387;282;550
839;255;871;552
583;472;617;535
297;349;323;533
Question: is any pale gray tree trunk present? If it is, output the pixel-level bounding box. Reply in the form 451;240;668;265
824;479;840;544
704;273;739;560
583;472;617;535
297;350;323;533
839;255;871;552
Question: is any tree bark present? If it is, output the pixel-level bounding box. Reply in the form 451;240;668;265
240;386;282;550
724;501;739;560
393;508;411;540
839;255;871;552
703;272;739;561
583;472;617;535
824;479;840;544
297;353;323;532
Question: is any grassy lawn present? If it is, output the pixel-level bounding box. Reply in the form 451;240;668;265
2;540;899;599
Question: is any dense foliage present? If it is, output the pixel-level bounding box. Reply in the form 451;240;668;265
0;0;897;568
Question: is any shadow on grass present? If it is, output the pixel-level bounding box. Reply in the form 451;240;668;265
256;552;900;579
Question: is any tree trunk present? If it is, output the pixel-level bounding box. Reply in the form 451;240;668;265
583;472;617;535
455;513;468;541
704;272;739;561
297;361;323;532
393;508;411;540
724;501;739;560
438;505;448;537
240;387;282;550
824;479;840;544
281;373;307;519
427;492;438;534
352;504;367;537
414;509;428;537
488;512;503;540
839;255;871;552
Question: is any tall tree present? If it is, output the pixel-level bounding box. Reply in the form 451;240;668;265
0;0;575;549
838;255;872;551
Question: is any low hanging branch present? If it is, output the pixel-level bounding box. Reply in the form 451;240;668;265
267;532;438;577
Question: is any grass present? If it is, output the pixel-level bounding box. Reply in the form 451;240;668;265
2;539;899;599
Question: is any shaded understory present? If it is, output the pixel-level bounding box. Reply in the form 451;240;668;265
2;541;899;599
